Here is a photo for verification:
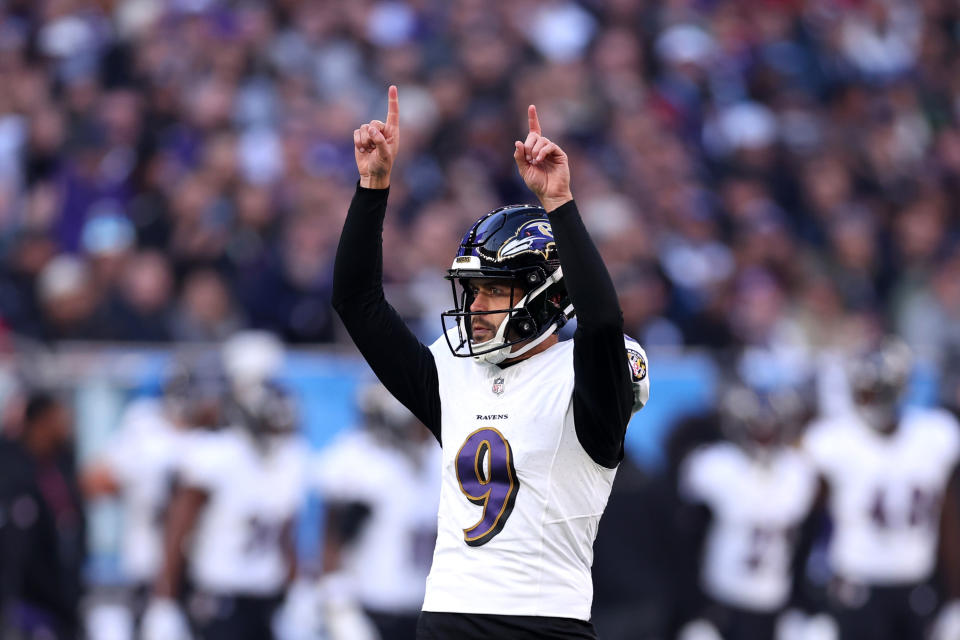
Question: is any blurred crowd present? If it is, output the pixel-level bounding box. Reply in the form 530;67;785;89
0;0;956;377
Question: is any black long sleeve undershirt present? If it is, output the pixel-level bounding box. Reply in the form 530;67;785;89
332;187;633;466
548;201;633;468
331;185;443;443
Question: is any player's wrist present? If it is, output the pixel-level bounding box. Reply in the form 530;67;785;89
540;192;573;213
359;173;390;189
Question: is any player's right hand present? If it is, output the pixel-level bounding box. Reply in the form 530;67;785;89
354;85;399;190
273;579;324;640
141;598;191;640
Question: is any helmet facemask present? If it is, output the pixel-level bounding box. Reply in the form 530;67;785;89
847;339;912;433
721;385;805;461
442;266;572;365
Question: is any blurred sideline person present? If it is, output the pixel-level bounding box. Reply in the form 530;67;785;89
142;373;308;640
81;361;202;638
0;391;86;640
333;87;649;639
678;384;829;640
312;383;441;640
803;339;960;640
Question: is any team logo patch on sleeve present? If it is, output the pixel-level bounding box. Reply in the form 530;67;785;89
627;349;647;382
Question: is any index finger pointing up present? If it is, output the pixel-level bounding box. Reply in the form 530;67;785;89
528;104;541;135
386;85;399;130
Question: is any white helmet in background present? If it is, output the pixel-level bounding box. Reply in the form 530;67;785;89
221;330;286;412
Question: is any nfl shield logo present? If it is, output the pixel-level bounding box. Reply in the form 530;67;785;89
492;377;505;396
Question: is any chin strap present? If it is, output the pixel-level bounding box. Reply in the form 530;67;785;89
476;320;554;365
483;299;575;364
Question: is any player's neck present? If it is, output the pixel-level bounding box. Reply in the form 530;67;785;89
502;334;559;367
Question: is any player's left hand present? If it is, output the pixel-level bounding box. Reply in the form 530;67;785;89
513;105;572;213
318;573;379;640
273;579;324;640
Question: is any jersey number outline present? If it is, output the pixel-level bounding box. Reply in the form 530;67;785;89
743;525;794;573
455;427;520;547
869;486;940;531
243;517;283;555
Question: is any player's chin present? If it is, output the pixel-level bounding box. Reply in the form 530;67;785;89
471;326;495;343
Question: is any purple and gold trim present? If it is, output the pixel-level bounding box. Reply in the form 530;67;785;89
455;427;520;547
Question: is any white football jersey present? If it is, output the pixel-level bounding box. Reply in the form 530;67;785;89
178;427;308;595
313;430;441;613
422;333;620;621
804;407;960;584
681;442;819;612
100;398;185;583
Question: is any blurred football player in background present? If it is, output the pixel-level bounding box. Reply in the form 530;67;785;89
82;357;211;638
0;391;85;640
679;383;827;640
311;382;441;640
803;339;960;640
142;349;308;640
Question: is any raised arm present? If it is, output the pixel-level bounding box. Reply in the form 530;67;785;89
332;86;441;442
514;106;633;467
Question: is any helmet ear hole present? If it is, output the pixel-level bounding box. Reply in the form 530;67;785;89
508;315;537;339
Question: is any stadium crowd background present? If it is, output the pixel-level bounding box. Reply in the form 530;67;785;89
0;0;957;372
2;0;960;638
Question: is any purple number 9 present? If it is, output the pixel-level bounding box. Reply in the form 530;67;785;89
455;427;520;546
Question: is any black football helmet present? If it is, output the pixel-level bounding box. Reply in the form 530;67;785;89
228;380;298;436
163;352;229;428
441;205;573;364
847;338;911;431
720;383;807;456
357;382;418;446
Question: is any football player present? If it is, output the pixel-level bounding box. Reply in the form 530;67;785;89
803;339;960;640
332;86;649;639
312;383;441;640
82;358;218;638
679;383;823;640
142;379;309;640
